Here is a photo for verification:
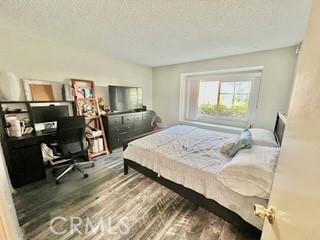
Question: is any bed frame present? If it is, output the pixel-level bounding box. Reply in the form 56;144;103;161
123;113;287;239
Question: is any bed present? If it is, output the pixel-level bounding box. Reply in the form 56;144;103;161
123;113;286;238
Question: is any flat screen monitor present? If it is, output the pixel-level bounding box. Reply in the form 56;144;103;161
31;105;69;123
109;86;143;112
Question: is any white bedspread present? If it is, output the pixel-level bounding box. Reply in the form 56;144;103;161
123;125;267;230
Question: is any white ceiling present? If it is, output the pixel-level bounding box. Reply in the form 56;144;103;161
0;0;312;67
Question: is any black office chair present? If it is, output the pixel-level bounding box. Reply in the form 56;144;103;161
46;116;94;184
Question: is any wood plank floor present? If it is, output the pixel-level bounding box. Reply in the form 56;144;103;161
13;149;258;240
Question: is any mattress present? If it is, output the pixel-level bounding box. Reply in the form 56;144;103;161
123;125;267;230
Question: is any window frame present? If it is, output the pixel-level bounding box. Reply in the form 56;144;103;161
179;67;263;128
197;77;253;122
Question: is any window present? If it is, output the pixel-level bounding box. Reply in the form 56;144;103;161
180;67;262;127
198;80;252;119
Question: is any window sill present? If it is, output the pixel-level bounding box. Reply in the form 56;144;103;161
180;120;244;134
196;115;249;127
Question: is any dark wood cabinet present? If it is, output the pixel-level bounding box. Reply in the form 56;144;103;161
5;136;46;188
102;111;155;151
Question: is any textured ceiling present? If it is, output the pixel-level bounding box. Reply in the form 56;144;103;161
0;0;312;67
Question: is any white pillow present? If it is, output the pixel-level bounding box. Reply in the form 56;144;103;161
217;145;280;199
249;128;278;148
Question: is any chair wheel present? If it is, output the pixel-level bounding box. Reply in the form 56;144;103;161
56;180;60;185
84;173;89;178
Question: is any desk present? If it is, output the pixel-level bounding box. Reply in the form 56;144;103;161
0;100;76;188
4;131;54;188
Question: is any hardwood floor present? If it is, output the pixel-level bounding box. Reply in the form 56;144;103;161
13;149;257;240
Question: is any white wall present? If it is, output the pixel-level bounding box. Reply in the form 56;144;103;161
0;28;152;108
0;27;297;130
152;47;297;130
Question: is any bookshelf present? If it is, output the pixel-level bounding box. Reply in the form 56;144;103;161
71;79;109;159
0;100;75;138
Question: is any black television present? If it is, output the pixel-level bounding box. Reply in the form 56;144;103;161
109;86;143;112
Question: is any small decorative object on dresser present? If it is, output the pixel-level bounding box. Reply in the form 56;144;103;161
97;97;111;115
